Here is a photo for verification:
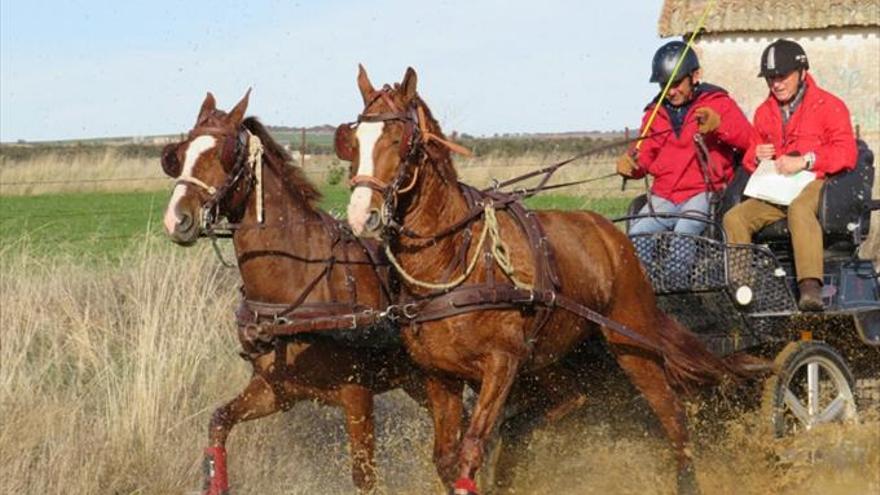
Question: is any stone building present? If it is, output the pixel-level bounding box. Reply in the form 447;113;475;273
658;0;880;259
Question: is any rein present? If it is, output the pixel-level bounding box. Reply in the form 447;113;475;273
384;125;681;246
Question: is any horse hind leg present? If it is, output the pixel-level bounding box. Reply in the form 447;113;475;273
203;370;282;495
612;350;701;495
339;384;379;493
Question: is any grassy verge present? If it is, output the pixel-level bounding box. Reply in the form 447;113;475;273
1;187;631;261
0;191;169;261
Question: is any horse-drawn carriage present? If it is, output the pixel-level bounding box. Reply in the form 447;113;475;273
621;138;879;437
161;72;878;495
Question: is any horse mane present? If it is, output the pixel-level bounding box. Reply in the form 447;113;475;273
241;116;323;210
413;96;459;183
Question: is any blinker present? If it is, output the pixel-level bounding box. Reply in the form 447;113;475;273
335;123;356;161
161;143;182;178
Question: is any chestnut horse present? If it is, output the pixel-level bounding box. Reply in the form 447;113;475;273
341;67;753;495
161;91;421;494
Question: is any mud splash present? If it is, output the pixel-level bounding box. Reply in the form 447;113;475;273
221;388;878;494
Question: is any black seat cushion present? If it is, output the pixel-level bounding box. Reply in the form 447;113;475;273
820;139;874;238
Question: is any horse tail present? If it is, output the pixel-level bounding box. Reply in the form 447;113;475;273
655;312;762;394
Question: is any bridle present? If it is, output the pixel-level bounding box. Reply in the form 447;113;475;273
163;124;259;235
336;86;470;238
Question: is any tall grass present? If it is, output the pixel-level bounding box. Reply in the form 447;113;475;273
0;239;439;494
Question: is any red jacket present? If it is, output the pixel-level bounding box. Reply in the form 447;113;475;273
743;73;857;178
632;85;754;204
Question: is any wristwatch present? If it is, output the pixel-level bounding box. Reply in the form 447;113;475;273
804;151;817;171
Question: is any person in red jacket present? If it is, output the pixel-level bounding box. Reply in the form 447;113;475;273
723;39;857;311
618;41;754;237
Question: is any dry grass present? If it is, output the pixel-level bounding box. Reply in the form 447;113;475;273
0;149;626;197
0;148;170;195
0;240;440;495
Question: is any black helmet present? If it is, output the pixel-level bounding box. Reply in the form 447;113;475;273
650;40;700;84
758;39;809;77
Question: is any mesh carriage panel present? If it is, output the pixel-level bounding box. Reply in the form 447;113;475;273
630;233;727;293
631;232;799;352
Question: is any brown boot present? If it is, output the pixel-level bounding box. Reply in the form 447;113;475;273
797;278;824;312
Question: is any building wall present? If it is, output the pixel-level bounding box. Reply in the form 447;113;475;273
691;27;880;261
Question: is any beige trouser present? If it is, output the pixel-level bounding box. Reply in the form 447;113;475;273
723;179;825;282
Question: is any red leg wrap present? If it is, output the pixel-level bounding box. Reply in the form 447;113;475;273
202;446;229;495
453;477;479;495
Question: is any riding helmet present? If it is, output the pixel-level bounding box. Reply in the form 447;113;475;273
650;40;700;85
758;39;809;78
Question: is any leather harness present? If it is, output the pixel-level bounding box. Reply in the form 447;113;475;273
233;211;397;358
164;122;398;360
341;89;668;355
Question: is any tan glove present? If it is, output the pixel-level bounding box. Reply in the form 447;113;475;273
694;107;721;134
616;153;639;178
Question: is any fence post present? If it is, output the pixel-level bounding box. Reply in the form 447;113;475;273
300;128;306;168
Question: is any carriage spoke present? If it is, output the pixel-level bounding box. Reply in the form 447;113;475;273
783;389;811;428
816;394;849;424
807;362;820;417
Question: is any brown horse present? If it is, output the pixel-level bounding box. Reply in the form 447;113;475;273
341;67;754;495
161;91;422;494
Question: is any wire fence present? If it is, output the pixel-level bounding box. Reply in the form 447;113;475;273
0;177;169;186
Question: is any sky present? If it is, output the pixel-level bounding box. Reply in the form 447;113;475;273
0;0;670;142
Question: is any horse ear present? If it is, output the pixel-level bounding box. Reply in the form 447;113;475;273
229;88;251;124
401;67;418;102
357;64;375;105
197;92;216;123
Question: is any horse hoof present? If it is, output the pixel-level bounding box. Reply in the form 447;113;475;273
202;446;230;495
452;477;479;495
676;463;701;495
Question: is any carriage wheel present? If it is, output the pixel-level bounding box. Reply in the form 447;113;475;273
761;341;858;437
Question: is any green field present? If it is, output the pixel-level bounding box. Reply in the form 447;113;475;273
0;188;629;260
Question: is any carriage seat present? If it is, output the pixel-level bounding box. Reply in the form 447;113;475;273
720;139;875;248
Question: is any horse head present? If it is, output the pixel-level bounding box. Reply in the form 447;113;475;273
338;65;465;239
161;90;253;245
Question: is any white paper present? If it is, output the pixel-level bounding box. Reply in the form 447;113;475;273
743;160;816;205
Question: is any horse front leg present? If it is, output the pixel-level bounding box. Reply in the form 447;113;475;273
455;352;519;495
204;368;281;495
339;384;377;493
424;374;465;486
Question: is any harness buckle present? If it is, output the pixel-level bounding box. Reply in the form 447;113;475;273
273;315;291;326
381;305;400;321
402;303;419;320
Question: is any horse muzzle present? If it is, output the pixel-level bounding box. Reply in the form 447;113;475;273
351;208;383;239
364;209;383;235
166;209;201;246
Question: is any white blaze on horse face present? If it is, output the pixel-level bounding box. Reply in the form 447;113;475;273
163;136;217;235
347;122;384;235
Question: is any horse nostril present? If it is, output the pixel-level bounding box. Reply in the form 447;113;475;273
177;212;194;232
365;209;381;232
